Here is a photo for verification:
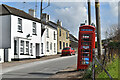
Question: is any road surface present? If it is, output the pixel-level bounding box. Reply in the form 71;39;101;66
2;55;77;78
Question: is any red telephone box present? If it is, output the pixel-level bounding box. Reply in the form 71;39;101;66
77;25;95;70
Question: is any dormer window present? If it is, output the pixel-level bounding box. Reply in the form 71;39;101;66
18;18;22;32
33;22;37;35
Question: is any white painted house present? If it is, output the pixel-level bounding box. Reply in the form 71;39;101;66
0;4;42;62
41;13;57;56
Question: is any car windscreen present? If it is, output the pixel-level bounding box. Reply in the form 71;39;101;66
63;48;70;50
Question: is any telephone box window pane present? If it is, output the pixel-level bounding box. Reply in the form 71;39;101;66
81;42;91;45
82;49;90;53
83;46;89;49
82;34;91;41
83;54;89;57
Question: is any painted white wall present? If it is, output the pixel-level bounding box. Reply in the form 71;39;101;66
10;15;41;59
41;26;47;56
0;49;4;63
46;25;57;55
0;15;11;49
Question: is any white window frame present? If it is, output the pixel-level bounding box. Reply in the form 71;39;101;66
18;18;22;32
33;22;37;35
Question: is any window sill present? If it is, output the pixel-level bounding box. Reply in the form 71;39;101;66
17;31;23;33
20;53;29;55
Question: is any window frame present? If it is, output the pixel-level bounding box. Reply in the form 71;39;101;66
59;41;62;49
32;22;37;35
47;28;49;38
59;28;61;36
18;18;23;33
47;41;49;52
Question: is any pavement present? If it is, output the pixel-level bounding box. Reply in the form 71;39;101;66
2;54;61;69
2;54;77;79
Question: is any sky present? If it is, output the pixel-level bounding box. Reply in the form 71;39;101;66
0;0;119;40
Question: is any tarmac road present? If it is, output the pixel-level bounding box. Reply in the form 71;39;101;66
2;55;77;78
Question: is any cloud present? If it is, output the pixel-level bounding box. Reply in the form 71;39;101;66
50;2;88;38
109;2;118;17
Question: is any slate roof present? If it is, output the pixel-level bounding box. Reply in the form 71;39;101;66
48;21;69;32
69;34;78;42
0;4;41;23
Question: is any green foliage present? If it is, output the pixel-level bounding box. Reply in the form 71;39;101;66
83;64;93;79
108;42;120;48
97;58;119;78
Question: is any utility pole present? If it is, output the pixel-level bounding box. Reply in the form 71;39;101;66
95;0;102;59
40;0;43;19
88;0;91;25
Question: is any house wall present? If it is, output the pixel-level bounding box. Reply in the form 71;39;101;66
0;15;11;49
57;27;70;53
0;49;4;63
45;26;57;55
9;15;41;60
41;26;47;56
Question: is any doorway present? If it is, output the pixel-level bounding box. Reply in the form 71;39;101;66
36;43;40;58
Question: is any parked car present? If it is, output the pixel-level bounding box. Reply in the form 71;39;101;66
61;47;75;56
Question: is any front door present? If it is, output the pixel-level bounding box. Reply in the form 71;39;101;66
41;43;43;54
36;43;40;58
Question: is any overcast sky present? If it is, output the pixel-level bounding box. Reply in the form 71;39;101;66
0;0;119;40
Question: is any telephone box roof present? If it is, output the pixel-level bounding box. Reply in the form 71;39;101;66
80;25;95;29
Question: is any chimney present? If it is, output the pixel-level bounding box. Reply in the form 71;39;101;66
41;13;50;23
57;20;62;26
29;9;35;17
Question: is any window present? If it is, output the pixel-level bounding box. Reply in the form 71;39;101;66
50;42;52;50
18;18;22;32
66;32;68;39
54;43;56;53
54;31;56;40
59;41;62;49
26;41;29;54
30;43;33;56
66;43;68;47
47;41;49;52
59;29;61;36
63;42;65;48
33;22;37;35
47;28;49;38
20;40;24;54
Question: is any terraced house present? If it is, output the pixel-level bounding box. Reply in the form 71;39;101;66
49;20;70;54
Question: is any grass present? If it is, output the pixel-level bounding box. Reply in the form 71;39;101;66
97;57;119;79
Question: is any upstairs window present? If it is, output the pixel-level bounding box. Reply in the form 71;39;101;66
66;32;68;39
59;29;61;36
18;18;22;32
47;28;49;38
54;31;56;40
33;22;37;35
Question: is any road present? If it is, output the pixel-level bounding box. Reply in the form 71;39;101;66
2;55;77;78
